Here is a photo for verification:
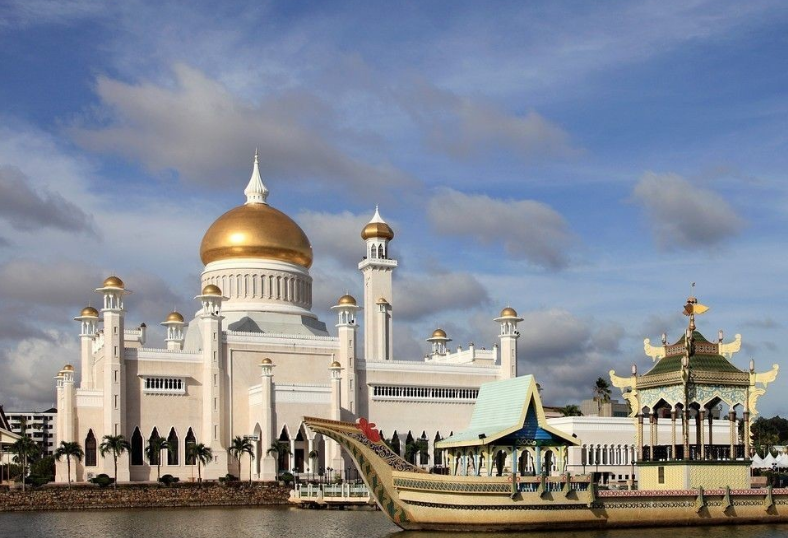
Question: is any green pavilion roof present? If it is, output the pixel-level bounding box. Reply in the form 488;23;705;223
435;375;579;449
643;330;745;378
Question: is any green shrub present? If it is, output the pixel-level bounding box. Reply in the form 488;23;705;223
90;474;114;488
219;473;239;483
158;474;180;486
279;471;294;485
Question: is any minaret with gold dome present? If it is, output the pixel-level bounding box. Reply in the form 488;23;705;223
359;207;397;361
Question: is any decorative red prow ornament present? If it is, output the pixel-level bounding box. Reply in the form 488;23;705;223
356;417;381;443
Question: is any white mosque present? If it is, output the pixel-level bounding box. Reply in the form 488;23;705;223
54;154;524;484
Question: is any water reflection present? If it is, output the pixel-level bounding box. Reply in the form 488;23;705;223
2;507;788;538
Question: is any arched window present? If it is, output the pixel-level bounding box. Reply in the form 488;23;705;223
85;430;97;467
131;427;144;466
167;428;179;465
148;427;161;466
185;428;196;465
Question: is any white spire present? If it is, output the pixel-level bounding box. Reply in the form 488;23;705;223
369;205;385;223
244;149;269;205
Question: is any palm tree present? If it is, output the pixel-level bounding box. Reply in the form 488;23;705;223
266;442;291;477
145;435;170;483
99;435;130;489
54;441;84;489
229;436;255;484
560;405;583;417
187;443;213;486
9;435;40;492
593;377;612;414
308;449;319;476
405;438;430;466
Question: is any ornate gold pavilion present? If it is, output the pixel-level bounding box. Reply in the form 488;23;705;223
610;296;779;490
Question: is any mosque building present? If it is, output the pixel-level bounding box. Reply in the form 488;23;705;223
54;154;523;484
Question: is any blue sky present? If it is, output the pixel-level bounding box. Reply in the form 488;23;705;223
1;0;787;415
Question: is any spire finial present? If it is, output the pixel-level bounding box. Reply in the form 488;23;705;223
370;205;384;223
245;150;269;205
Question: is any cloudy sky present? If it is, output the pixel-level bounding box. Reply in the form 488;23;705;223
1;1;787;415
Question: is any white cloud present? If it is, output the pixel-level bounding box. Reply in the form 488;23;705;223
0;331;78;409
395;271;490;321
297;210;372;269
400;80;578;161
69;64;414;197
428;188;574;269
632;172;745;250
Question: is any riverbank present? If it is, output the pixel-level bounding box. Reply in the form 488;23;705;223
0;482;291;512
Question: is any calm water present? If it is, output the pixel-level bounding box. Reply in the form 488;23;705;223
2;507;788;538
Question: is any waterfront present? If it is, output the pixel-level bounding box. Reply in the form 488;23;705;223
2;506;788;538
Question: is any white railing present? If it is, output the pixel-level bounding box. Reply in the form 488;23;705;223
292;483;370;504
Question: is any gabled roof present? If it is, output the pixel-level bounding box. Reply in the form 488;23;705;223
435;375;580;449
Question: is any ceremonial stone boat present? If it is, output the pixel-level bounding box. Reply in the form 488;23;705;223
303;375;788;532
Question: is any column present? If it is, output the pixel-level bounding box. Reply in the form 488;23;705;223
683;407;690;460
671;409;677;461
637;414;644;461
535;446;542;475
708;411;714;457
743;411;751;458
699;409;706;460
728;410;736;460
650;413;657;457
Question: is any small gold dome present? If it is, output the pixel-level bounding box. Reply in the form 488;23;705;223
80;306;99;318
500;307;518;318
165;311;184;323
330;360;342;368
338;294;357;306
376;297;389;304
200;203;313;268
361;221;394;241
431;328;447;339
63;364;74;371
260;358;273;365
102;276;124;289
201;284;222;296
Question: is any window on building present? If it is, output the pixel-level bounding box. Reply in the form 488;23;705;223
185;428;196;465
131;427;144;465
167;428;179;466
658;466;665;484
85;430;97;467
148;427;161;466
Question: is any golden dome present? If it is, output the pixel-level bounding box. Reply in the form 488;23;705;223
431;328;447;339
330;360;342;368
500;307;518;318
165;311;184;323
361;221;394;241
80;306;99;318
102;276;124;289
200;203;313;268
63;364;74;371
260;358;273;365
201;284;222;296
338;294;357;306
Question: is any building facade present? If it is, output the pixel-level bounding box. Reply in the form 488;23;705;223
5;408;57;457
55;155;524;484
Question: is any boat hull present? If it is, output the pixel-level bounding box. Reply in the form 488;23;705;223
303;416;788;532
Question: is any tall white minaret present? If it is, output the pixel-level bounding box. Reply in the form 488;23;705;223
95;275;130;482
195;284;229;478
54;364;76;483
332;294;361;414
74;306;99;389
359;207;396;361
494;307;523;379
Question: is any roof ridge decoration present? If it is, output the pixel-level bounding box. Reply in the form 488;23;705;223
244;149;269;205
